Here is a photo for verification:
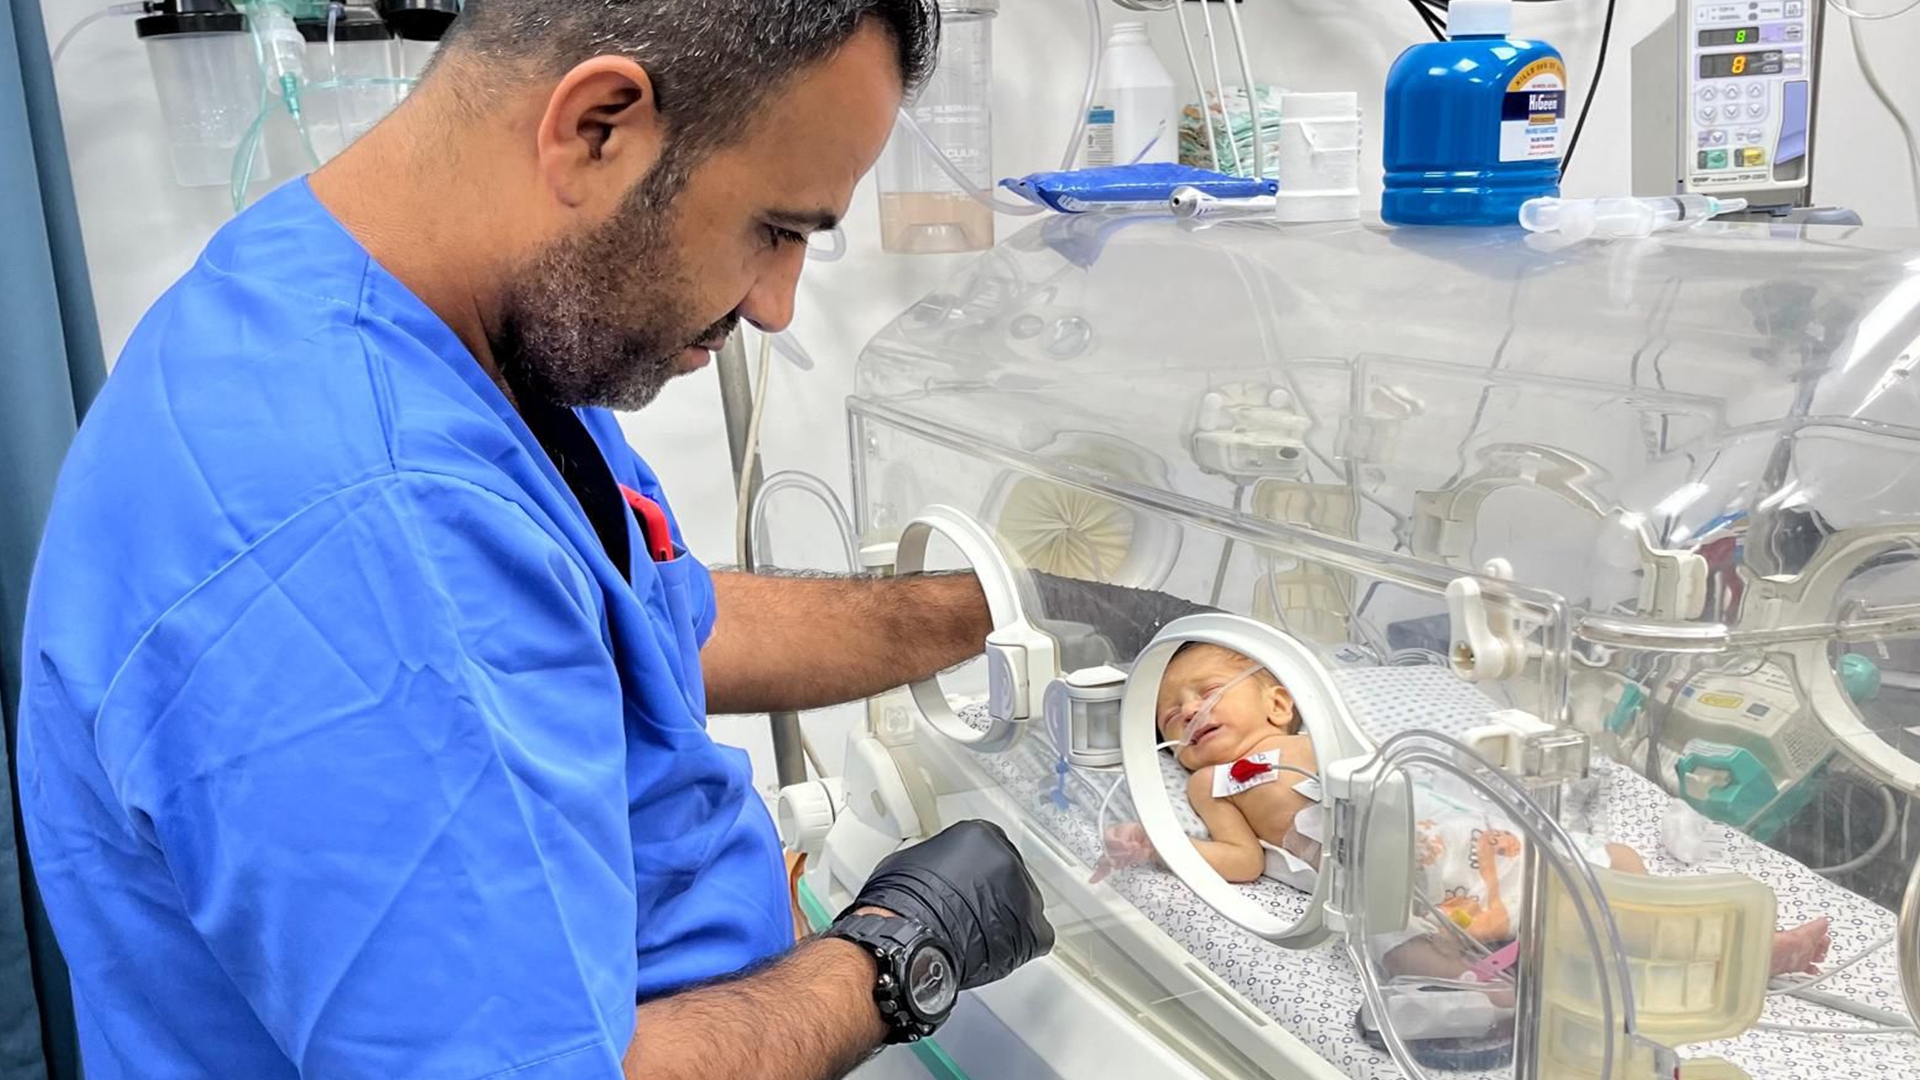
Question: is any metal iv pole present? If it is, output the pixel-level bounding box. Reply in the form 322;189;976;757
715;331;810;788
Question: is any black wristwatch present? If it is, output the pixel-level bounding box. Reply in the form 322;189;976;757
825;913;960;1044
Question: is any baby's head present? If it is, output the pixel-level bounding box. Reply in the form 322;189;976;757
1155;642;1301;772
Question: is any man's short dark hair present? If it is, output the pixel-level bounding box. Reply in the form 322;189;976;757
438;1;939;162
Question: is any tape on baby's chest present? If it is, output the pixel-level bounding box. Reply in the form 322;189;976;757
1213;749;1287;799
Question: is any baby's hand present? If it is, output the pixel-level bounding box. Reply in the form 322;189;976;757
1091;823;1156;884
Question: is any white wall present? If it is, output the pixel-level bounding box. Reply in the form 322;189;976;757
42;0;1920;801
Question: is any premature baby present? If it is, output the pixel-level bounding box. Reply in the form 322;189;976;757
1103;642;1833;979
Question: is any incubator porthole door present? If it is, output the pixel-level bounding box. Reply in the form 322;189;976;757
1119;615;1379;949
895;505;1059;753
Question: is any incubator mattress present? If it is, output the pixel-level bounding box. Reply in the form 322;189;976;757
960;664;1916;1080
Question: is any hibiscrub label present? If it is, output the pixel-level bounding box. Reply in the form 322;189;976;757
1499;58;1567;163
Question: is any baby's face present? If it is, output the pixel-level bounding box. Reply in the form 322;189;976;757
1156;645;1296;771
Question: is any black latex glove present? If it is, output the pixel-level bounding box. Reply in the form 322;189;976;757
1029;571;1217;662
842;820;1054;991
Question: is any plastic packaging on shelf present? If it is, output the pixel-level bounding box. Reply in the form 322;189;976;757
1274;92;1361;223
1180;85;1284;178
1004;163;1277;214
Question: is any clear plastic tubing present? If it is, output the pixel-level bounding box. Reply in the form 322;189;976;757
301;5;398;162
1519;194;1749;240
748;471;863;574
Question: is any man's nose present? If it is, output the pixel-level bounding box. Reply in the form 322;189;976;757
739;247;805;335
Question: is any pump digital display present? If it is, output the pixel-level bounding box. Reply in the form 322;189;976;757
1699;50;1785;79
1699;27;1759;46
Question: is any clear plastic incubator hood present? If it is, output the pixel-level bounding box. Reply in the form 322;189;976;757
784;214;1920;1080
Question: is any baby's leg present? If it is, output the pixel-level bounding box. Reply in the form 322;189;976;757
1770;917;1831;977
1596;844;1830;976
1382;935;1479;981
1381;936;1516;1009
1604;843;1648;874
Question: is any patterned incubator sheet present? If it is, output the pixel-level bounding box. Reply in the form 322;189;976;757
960;664;1915;1080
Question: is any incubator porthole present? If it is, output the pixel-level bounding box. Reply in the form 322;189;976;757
893;508;1049;754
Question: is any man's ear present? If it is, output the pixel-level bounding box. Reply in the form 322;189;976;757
535;56;665;210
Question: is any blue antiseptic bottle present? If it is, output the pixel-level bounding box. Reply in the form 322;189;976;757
1381;0;1567;226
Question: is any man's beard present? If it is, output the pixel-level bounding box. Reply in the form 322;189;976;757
494;164;734;411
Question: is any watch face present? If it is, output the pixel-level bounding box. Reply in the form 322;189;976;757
906;944;958;1018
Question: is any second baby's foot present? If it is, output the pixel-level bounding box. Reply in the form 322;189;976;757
1770;917;1832;977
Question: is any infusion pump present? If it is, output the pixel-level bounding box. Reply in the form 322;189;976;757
1679;0;1822;204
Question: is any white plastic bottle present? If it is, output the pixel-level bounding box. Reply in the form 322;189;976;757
1084;22;1178;167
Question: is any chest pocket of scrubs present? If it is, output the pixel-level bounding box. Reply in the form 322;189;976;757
647;552;710;721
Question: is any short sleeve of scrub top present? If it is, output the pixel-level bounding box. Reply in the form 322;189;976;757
104;471;638;1080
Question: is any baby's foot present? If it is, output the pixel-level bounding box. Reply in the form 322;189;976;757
1770;917;1832;977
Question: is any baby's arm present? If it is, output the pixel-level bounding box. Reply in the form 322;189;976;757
1186;770;1268;883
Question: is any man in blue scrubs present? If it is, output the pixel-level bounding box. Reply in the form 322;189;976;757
17;2;1052;1077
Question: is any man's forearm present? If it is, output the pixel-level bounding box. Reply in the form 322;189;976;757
625;937;885;1080
704;571;991;714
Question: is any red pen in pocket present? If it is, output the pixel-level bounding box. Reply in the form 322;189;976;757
618;484;675;563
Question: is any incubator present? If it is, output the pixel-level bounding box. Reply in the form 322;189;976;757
786;213;1920;1080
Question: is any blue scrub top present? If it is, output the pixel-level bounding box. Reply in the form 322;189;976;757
17;180;792;1079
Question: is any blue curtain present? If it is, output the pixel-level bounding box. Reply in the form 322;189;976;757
1;1;108;1078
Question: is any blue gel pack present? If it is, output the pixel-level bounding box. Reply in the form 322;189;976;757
1002;163;1278;214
